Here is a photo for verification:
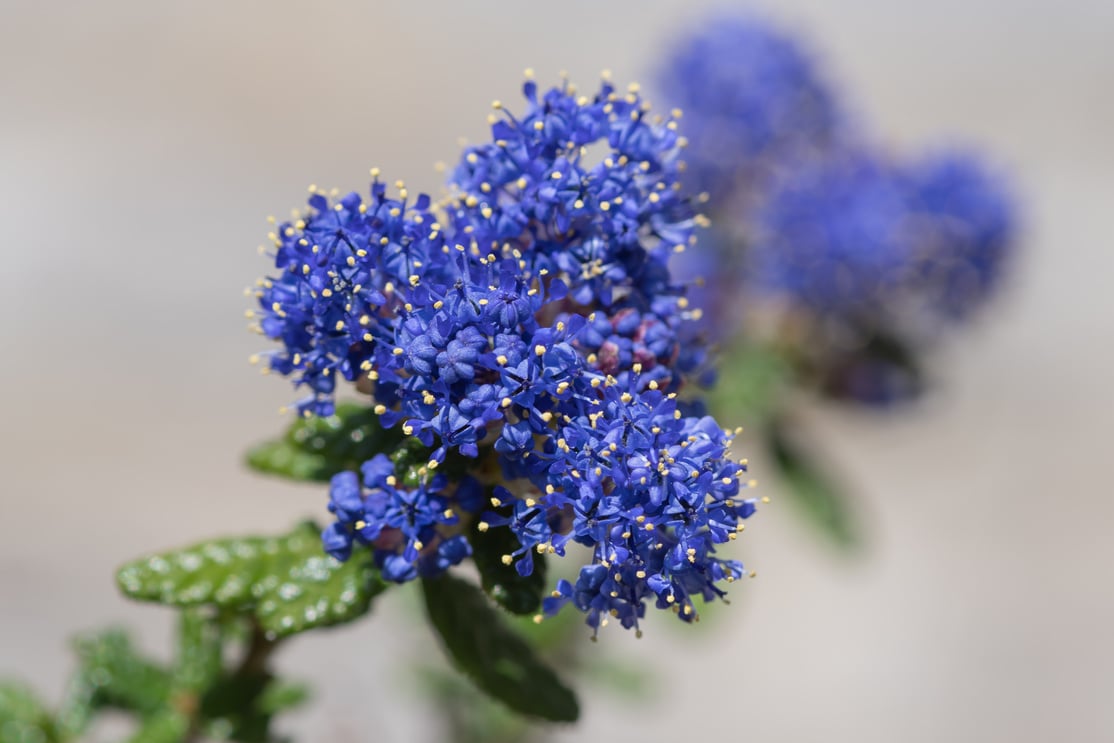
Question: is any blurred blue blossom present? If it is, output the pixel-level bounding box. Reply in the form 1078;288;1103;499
901;150;1017;325
658;14;1017;405
747;152;912;319
657;14;845;210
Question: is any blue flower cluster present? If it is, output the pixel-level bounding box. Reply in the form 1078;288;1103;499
656;14;844;211
901;150;1016;324
252;75;757;632
748;150;1015;335
746;152;911;318
322;456;482;582
657;15;1017;402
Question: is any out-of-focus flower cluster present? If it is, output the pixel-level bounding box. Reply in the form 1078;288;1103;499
249;75;757;634
658;15;1017;404
657;15;845;213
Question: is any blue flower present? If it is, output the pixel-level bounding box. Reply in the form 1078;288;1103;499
901;150;1016;323
657;14;846;209
253;74;758;629
745;152;914;318
322;455;478;582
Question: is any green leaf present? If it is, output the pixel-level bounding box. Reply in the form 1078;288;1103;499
172;610;223;693
768;421;860;549
246;402;403;483
0;682;57;743
706;343;790;427
470;510;547;615
254;680;310;716
53;672;96;742
421;574;578;723
125;711;190;743
71;630;173;715
116;522;386;639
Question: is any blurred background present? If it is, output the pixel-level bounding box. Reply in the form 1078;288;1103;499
1;0;1111;740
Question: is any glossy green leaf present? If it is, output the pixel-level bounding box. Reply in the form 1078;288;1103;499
246;402;403;483
0;682;57;743
768;421;860;549
116;522;386;639
470;510;547;615
421;574;578;723
72;630;173;715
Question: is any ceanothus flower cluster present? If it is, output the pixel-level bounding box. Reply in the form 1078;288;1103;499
747;150;1016;337
657;13;1017;404
250;74;757;633
900;150;1016;325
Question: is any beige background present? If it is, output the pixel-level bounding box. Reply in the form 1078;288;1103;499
2;1;1112;740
